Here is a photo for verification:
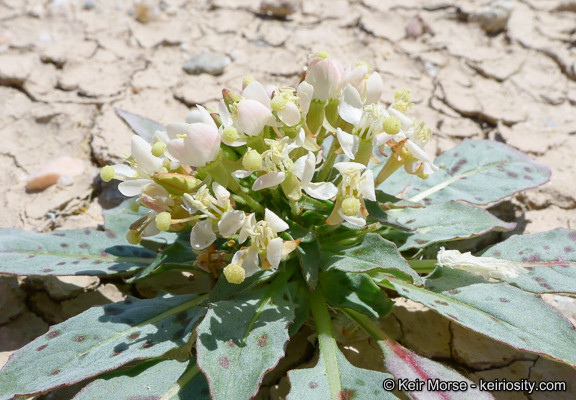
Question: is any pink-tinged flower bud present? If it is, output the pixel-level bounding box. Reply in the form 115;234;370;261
305;52;345;101
236;99;276;137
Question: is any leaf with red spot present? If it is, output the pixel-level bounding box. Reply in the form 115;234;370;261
384;268;576;368
287;346;398;400
195;286;295;400
114;108;165;143
0;294;205;400
73;359;210;400
383;201;516;251
376;140;550;205
480;228;576;293
0;228;155;276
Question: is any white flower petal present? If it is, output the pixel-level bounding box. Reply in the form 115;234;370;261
218;100;233;127
212;182;230;203
186;105;215;127
154;130;170;143
185;123;221;167
267;237;284;269
297;81;314;114
131;135;163;173
364;72;383;105
278;102;301;127
239;213;256;243
112;164;137;179
339;84;363;127
190;219;217;250
339;209;366;226
405;139;431;162
388;107;414;130
233;169;255;179
373;132;395;147
303;182;338;200
290;154;308;181
166;122;191;138
336;128;359;160
265;209;288;233
243;246;260;277
219;210;246;237
423;161;439;175
166;138;195;165
242;80;271;108
236;99;276;137
334;161;366;175
252;172;285;191
118;179;153;197
360;169;376;201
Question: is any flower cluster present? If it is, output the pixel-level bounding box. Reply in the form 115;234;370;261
101;51;437;283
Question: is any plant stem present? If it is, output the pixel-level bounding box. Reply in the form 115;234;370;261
374;155;403;187
408;259;437;273
317;136;339;182
341;308;389;342
310;289;341;400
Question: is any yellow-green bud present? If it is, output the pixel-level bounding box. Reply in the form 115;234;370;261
126;230;142;245
242;149;262;171
155;212;172;231
129;201;140;213
270;95;287;112
316;50;329;59
383;116;401;135
151;142;166;157
222;126;239;145
100;166;115;182
341;197;361;217
223;264;245;284
243;76;255;88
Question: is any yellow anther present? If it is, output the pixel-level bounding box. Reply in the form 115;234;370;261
243;76;255;88
383;116;401;135
222;126;239;145
316;50;329;59
392;89;413;113
100;166;115;182
243;149;263;171
341;197;361;217
155;212;172;231
126;230;142;245
223;264;245;284
270;95;288;112
151;142;166;157
129;201;140;213
227;239;235;247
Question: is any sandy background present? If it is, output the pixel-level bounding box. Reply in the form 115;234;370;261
1;0;576;398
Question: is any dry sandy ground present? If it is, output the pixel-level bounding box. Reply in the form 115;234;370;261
1;0;576;398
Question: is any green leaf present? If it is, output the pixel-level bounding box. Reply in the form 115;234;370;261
208;270;275;303
287;346;398;400
320;270;393;318
114;108;165;143
0;228;154;276
0;294;206;400
385;268;576;368
364;199;414;231
288;282;311;337
375;190;423;210
128;240;198;283
287;221;321;289
380;140;551;205
480;228;576;293
196;287;296;400
385;201;516;251
74;359;210;400
321;233;422;286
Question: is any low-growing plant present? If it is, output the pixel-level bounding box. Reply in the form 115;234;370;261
1;52;575;400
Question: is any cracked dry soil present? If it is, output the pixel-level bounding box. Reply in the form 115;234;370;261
1;0;576;399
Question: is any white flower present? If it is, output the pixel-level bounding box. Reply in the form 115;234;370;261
341;62;383;105
236;80;279;137
269;86;302;127
437;247;528;280
326;162;376;226
251;133;303;191
185;182;246;250
291;152;337;200
166;105;221;167
305;52;345;101
228;209;296;280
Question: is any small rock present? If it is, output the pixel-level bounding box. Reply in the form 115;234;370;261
26;156;85;191
134;0;160;23
0;276;26;325
406;15;434;38
260;0;298;18
82;0;95;9
469;0;515;34
182;52;231;76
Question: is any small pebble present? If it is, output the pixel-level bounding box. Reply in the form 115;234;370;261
26;156;85;191
82;0;95;10
260;0;298;18
182;52;231;76
469;0;514;34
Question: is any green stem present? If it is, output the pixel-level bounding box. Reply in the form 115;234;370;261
324;222;381;243
341;308;389;342
310;289;342;400
317;135;339;182
354;139;374;167
408;259;437;273
374;155;403;187
231;191;264;214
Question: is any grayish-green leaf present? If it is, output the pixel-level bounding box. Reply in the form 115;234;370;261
481;228;576;293
0;294;205;400
196;287;296;400
320;270;393;318
386;201;515;251
378;140;550;205
114;108;165;143
73;359;210;400
287;346;398;400
0;228;154;276
322;233;422;286
386;268;576;368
